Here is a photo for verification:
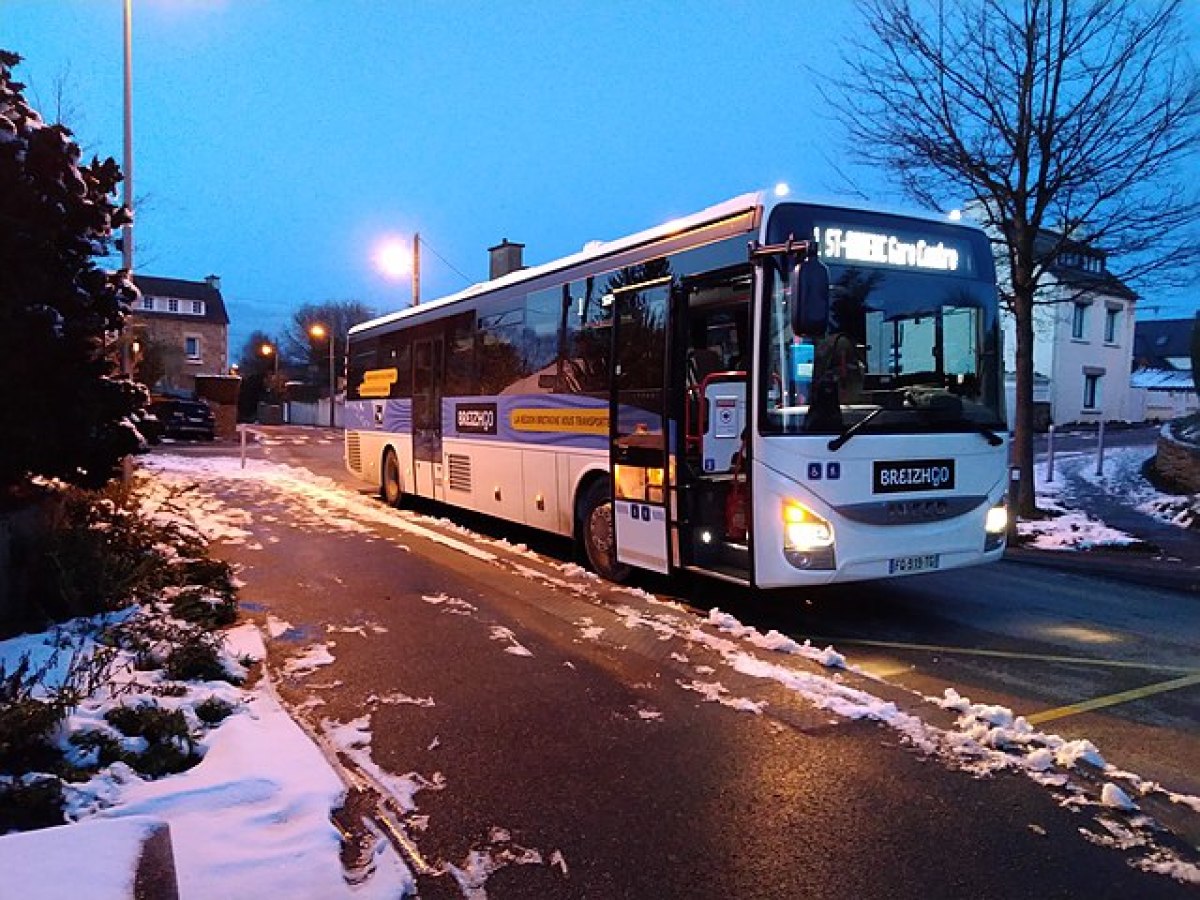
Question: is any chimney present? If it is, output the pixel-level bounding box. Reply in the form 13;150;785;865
488;239;525;280
204;274;221;291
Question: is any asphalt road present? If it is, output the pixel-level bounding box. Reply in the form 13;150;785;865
166;429;1199;897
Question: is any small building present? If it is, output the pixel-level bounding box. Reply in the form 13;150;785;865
1130;316;1198;421
129;274;230;395
1000;234;1138;427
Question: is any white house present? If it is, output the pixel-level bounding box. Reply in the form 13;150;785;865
1130;316;1198;421
1000;237;1138;428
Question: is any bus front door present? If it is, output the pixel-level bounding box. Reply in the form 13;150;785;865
610;281;671;574
412;333;444;500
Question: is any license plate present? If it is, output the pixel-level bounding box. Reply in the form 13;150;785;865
889;554;940;574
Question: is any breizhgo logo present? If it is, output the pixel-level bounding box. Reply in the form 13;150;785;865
455;402;498;435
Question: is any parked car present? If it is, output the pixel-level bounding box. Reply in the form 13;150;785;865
150;398;216;441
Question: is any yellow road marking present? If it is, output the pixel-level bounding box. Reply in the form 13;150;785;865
1026;672;1200;725
808;636;1199;674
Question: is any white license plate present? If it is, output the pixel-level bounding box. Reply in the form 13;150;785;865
889;554;940;574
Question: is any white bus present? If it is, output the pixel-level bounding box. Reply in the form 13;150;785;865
345;191;1009;588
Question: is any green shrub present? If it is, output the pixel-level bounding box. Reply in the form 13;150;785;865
164;635;232;684
105;702;189;745
168;586;238;630
103;701;200;779
68;728;128;769
0;697;65;776
0;777;65;832
195;696;235;726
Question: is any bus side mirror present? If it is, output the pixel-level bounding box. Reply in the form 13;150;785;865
789;248;830;338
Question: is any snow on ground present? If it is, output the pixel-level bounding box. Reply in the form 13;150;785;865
0;613;413;898
118;450;1200;886
1075;445;1200;530
1018;446;1198;549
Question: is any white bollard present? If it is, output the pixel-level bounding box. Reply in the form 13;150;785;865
1046;424;1055;483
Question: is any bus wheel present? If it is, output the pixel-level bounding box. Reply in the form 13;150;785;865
381;449;403;507
579;480;633;583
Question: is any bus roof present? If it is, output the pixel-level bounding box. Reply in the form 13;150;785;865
350;191;764;337
350;190;986;337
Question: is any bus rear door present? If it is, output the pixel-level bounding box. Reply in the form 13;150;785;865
610;280;672;574
412;330;444;500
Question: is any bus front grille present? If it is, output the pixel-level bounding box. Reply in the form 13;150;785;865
447;454;471;493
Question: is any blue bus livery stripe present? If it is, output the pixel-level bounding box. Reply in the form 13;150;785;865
442;395;609;450
344;399;413;433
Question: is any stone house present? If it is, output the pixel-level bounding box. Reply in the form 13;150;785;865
129;275;230;395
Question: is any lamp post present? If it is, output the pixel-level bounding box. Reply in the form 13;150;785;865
259;342;279;399
122;0;134;272
309;324;336;428
373;234;420;306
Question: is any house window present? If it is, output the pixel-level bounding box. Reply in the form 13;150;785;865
1104;307;1120;344
1071;303;1088;340
185;335;201;361
140;296;155;311
191;300;205;315
167;298;179;313
1083;371;1102;410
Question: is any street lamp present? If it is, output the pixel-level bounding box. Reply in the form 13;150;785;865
122;0;134;272
373;233;421;306
309;323;337;428
259;342;279;399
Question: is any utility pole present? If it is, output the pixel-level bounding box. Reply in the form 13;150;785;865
122;0;134;272
412;232;421;307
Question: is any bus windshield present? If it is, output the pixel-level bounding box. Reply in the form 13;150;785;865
760;205;1005;438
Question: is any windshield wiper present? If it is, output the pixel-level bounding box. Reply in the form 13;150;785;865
827;408;884;452
973;423;1005;446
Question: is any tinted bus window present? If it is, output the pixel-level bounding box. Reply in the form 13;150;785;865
347;337;378;401
524;287;564;393
561;277;611;396
378;331;411;398
446;312;477;396
479;302;526;395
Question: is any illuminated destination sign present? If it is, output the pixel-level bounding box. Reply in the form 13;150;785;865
815;226;962;273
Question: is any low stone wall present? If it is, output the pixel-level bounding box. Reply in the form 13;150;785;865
1155;426;1200;493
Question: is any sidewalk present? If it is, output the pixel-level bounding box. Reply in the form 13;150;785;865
1007;445;1200;594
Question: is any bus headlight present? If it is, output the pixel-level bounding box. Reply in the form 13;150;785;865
783;500;836;570
984;503;1008;551
985;504;1008;534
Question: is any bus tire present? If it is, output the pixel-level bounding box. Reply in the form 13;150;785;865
381;448;403;507
578;479;633;584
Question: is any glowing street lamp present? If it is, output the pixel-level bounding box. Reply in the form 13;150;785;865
259;342;279;399
373;233;421;307
308;323;337;428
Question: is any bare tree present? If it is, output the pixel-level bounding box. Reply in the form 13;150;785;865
283;300;375;392
830;0;1200;515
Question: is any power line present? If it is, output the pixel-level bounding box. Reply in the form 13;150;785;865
419;238;474;286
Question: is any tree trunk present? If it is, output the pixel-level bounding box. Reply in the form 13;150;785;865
1011;288;1038;518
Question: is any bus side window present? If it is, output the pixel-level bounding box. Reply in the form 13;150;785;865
378;332;411;398
524;287;561;393
478;300;526;395
347;338;378;401
445;312;477;397
560;277;611;396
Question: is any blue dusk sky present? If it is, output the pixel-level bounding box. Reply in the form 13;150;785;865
1;1;1196;356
